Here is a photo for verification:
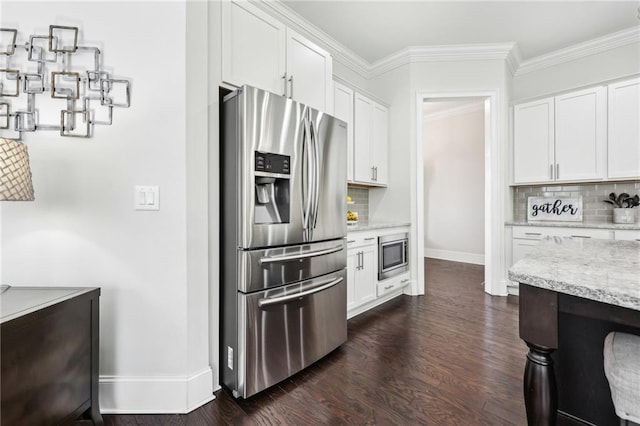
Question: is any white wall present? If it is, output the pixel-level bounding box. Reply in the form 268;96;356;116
512;42;640;101
423;102;485;265
0;1;213;413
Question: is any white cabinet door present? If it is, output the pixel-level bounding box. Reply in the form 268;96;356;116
608;78;640;179
614;230;640;241
221;0;286;95
346;251;357;311
356;246;377;305
555;87;607;181
513;97;555;184
372;103;389;185
512;239;539;265
354;93;374;183
334;81;354;182
353;93;389;186
286;29;333;113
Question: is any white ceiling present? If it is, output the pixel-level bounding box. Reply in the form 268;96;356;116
282;1;640;64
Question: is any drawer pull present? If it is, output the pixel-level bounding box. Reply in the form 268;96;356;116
401;279;409;283
571;235;591;239
524;232;542;236
364;237;376;241
384;285;393;290
347;240;356;243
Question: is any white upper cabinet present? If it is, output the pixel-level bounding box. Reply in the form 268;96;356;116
608;78;640;179
222;0;286;95
513;97;555;184
372;103;389;185
554;86;607;182
512;86;607;184
333;81;354;182
222;1;333;112
286;29;333;113
354;93;388;186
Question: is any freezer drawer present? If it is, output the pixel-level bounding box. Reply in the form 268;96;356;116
239;239;347;292
231;269;347;398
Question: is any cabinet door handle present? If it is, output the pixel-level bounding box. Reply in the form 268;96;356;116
282;74;287;97
364;237;376;241
371;166;375;180
401;279;409;284
288;75;293;99
384;285;394;290
347;239;356;243
556;163;559;180
375;166;378;181
550;164;554;180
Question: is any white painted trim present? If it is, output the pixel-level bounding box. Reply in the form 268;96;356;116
516;26;640;76
255;1;638;81
417;90;507;297
424;248;485;266
369;43;517;78
99;367;215;414
424;101;484;122
347;287;405;319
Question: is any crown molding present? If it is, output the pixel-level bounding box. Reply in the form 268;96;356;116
369;43;517;78
255;0;371;77
516;26;640;77
256;1;639;81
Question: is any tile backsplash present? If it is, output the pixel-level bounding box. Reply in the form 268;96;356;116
513;181;640;223
347;186;369;223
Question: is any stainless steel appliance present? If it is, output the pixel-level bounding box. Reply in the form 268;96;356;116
220;85;347;399
378;232;409;280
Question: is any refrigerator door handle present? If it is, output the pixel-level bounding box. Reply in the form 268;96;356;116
259;244;344;265
310;119;321;229
301;114;313;232
257;277;344;307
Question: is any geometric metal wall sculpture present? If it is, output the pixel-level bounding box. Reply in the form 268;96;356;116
0;25;130;140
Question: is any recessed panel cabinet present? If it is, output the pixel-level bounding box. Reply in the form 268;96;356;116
554;87;606;181
333;82;354;182
222;0;333;112
354;93;388;186
608;78;640;179
513;87;606;184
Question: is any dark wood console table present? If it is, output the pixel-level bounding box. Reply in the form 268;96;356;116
1;286;103;425
509;237;640;426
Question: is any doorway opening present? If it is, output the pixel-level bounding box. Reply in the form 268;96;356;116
415;91;505;296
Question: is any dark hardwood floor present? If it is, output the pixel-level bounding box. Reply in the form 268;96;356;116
105;258;527;425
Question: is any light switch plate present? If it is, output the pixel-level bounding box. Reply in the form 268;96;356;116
134;186;159;210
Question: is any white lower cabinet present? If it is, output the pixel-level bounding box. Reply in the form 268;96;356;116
347;227;411;319
377;272;410;297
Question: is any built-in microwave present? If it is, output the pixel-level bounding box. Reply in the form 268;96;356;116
378;232;409;280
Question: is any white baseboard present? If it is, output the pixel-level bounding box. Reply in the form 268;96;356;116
100;366;215;414
424;247;485;265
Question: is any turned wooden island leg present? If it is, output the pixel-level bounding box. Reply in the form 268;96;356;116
519;284;559;426
523;343;557;426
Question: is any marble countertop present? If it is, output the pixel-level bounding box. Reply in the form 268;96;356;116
347;221;411;232
506;220;640;230
508;237;640;311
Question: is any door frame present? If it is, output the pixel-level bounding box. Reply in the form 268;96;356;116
415;90;507;296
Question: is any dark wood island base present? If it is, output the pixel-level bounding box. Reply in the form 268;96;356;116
1;287;103;425
519;283;640;426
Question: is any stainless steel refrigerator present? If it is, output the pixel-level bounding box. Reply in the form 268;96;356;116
220;85;347;398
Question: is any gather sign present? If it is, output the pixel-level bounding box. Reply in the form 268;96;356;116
527;197;583;222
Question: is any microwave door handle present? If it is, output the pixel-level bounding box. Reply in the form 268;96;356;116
259;244;344;265
258;277;343;307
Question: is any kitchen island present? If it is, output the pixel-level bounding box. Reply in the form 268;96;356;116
509;237;640;426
